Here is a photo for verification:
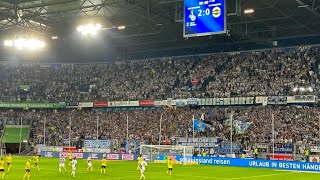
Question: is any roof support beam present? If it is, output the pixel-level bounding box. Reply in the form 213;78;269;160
296;0;320;18
19;0;79;10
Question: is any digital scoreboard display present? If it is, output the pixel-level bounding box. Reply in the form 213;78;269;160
184;0;226;37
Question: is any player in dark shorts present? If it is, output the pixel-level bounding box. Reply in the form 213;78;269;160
101;157;107;174
0;157;5;179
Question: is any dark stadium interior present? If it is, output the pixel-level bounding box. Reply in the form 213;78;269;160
0;0;320;62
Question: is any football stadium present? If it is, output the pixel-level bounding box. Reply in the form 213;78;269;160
0;0;320;179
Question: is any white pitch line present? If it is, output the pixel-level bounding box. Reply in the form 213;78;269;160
274;170;320;174
230;172;295;179
170;173;230;180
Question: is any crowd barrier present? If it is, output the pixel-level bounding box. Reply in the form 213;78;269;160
40;152;138;161
158;155;320;172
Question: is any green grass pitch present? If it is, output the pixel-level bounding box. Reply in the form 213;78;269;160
1;156;319;180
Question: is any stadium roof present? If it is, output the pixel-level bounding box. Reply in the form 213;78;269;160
0;0;320;61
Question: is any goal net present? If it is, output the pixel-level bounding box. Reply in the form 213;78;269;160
140;145;197;165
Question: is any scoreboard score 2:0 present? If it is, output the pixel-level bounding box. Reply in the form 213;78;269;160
184;0;226;37
196;6;221;18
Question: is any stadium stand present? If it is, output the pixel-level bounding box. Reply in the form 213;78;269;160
0;106;319;147
0;46;319;102
0;46;320;152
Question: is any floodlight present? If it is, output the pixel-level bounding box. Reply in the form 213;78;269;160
77;23;102;36
244;9;254;14
117;25;126;30
4;37;45;49
4;40;13;47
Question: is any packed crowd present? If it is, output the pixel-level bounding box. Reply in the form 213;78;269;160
0;106;319;146
0;46;319;102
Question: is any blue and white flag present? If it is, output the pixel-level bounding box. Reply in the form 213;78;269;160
234;120;252;134
223;119;252;134
193;120;207;131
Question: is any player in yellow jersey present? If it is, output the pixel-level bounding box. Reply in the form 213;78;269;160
101;157;107;174
23;160;31;180
166;158;173;175
68;152;73;166
0;158;5;179
137;155;143;170
5;153;12;173
33;155;40;171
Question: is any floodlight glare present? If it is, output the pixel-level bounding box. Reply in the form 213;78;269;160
117;25;126;30
244;9;255;14
77;23;102;36
4;38;45;49
4;40;13;47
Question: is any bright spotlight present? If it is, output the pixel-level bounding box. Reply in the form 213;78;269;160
51;36;58;40
4;37;45;49
308;87;313;92
117;25;126;30
4;40;13;47
244;8;255;14
293;87;298;92
77;23;102;36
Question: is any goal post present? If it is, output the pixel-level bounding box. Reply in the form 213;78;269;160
140;145;197;165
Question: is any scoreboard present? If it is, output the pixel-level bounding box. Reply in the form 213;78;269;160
184;0;226;37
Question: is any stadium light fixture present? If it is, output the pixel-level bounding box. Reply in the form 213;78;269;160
117;25;126;30
4;40;13;47
244;9;255;14
77;23;102;36
3;38;45;49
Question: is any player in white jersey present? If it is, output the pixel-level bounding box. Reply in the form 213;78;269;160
71;157;77;177
139;159;147;180
87;156;93;171
59;157;66;173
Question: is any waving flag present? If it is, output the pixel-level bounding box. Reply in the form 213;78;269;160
223;118;252;134
193;120;206;131
192;115;214;132
200;113;205;120
234;120;252;134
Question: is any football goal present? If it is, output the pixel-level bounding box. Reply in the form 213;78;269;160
140;145;196;165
